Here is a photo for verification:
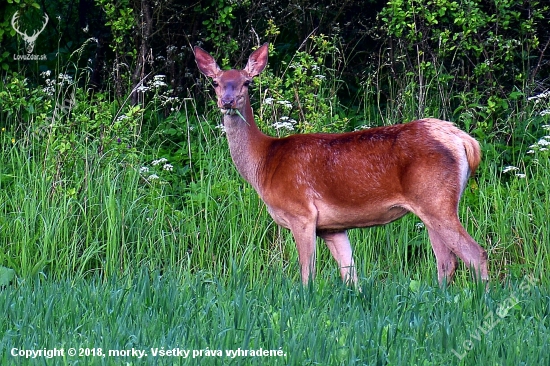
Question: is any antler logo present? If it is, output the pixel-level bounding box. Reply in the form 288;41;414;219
11;11;49;54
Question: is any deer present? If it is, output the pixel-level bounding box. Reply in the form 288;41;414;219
11;12;49;54
194;43;488;286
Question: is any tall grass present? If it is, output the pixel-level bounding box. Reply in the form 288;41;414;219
1;85;549;284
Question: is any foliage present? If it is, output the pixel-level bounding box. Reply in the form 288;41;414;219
254;34;350;134
1;0;548;131
1;59;550;281
198;0;243;68
376;0;550;132
0;265;15;286
95;0;135;58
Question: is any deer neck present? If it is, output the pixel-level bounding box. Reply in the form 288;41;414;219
222;95;270;191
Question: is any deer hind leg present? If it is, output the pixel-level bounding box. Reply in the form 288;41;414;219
425;215;488;283
319;231;358;286
426;229;458;285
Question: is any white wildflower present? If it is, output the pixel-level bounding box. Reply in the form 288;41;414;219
161;96;180;106
264;97;274;105
152;158;168;166
354;125;371;131
163;163;173;171
315;74;326;80
136;85;150;93
152;80;167;88
139;166;149;174
502;166;519;173
286;117;297;124
537;138;550;146
277;100;292;108
148;174;159;180
42;87;54;96
42;77;55;96
58;73;73;83
272;121;295;131
528;90;550;101
516;173;526;178
415;222;425;230
151;75;167;88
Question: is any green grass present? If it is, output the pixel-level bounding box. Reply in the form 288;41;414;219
1;270;548;365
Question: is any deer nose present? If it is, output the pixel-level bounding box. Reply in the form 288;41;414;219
221;98;235;109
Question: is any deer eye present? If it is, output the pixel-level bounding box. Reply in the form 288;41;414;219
243;80;251;87
211;81;219;87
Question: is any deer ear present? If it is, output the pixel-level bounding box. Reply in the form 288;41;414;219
244;43;269;77
194;46;221;78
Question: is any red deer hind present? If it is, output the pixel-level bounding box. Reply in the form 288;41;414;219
194;43;488;286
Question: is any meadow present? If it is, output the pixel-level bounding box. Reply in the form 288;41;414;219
1;50;550;364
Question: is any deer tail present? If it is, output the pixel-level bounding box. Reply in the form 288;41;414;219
461;132;481;175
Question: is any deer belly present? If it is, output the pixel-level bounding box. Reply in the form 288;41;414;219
314;201;409;230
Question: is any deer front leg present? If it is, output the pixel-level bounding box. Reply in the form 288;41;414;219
289;221;318;284
319;231;358;286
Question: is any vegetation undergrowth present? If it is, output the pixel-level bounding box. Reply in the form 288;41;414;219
1;60;549;283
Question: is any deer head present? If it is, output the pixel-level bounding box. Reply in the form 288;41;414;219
11;11;49;54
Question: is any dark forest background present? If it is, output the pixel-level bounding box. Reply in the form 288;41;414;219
1;0;549;116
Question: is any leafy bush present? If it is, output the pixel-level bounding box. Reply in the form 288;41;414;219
376;0;550;131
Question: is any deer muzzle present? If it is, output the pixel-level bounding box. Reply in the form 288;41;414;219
220;97;238;115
